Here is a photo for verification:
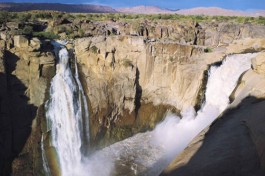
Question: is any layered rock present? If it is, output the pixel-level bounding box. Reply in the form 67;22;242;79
161;46;265;176
75;36;179;146
0;17;265;175
0;36;56;176
252;52;265;74
74;35;265;147
72;20;265;47
162;97;265;176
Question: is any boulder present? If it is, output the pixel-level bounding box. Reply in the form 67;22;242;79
14;35;29;48
162;98;265;176
30;37;41;51
0;32;7;41
252;52;265;74
39;52;55;65
0;40;5;50
6;22;19;30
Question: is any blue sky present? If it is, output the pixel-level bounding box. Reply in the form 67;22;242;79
2;0;265;10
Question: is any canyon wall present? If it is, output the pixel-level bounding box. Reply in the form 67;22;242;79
162;43;265;176
73;20;265;146
0;18;265;175
0;35;55;175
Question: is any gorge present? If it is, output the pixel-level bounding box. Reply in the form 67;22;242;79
0;11;265;176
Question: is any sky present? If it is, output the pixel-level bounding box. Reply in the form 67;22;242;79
1;0;265;10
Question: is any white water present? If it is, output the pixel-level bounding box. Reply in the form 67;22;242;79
41;135;52;176
44;42;89;176
44;51;256;176
90;53;256;176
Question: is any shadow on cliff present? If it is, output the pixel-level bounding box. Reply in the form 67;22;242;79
134;67;142;118
0;51;37;176
160;96;265;176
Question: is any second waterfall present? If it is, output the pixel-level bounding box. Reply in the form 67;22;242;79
44;42;89;176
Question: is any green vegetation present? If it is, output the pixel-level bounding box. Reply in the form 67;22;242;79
1;10;265;41
22;25;34;35
204;47;213;53
33;31;59;40
169;56;175;62
0;11;10;25
67;13;265;24
1;11;265;25
122;59;134;68
90;46;98;54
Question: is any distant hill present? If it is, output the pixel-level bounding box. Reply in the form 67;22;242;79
116;6;177;14
253;10;265;17
1;3;264;17
176;7;251;16
117;6;265;17
0;2;117;13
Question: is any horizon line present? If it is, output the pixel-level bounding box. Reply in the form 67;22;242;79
0;2;264;11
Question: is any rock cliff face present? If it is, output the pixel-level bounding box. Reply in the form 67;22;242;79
0;35;55;175
0;18;265;175
162;97;265;176
74;36;180;146
162;44;265;176
74;22;265;146
76;20;265;47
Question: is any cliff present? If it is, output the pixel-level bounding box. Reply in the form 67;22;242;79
73;20;265;146
161;49;265;176
0;35;56;175
0;13;265;175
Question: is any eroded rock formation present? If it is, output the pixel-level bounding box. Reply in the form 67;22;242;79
162;44;265;176
0;35;55;176
0;17;265;175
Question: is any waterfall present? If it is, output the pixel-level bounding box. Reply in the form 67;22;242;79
43;41;89;176
41;135;52;176
90;53;256;176
148;53;256;175
42;51;256;176
74;54;90;149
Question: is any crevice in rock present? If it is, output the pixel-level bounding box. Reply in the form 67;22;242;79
134;67;142;118
195;68;208;112
0;50;38;176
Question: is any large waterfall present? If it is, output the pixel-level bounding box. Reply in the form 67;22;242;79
44;41;89;176
43;50;256;176
90;53;256;176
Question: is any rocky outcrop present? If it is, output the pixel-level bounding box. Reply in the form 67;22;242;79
73;20;265;47
74;32;265;147
252;52;265;74
162;97;265;176
161;50;265;176
1;16;265;175
74;36;179;146
0;36;55;176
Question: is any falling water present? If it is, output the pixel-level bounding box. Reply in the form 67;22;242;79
43;51;256;176
43;41;89;176
41;135;52;176
91;53;256;176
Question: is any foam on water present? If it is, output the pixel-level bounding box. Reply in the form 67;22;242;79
44;42;89;176
43;47;256;176
93;53;256;176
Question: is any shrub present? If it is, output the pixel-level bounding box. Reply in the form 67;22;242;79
204;47;213;53
33;12;52;19
169;56;175;62
0;11;9;24
18;13;31;22
22;25;33;35
90;45;98;54
122;59;133;68
78;29;85;37
33;31;59;40
257;16;265;25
